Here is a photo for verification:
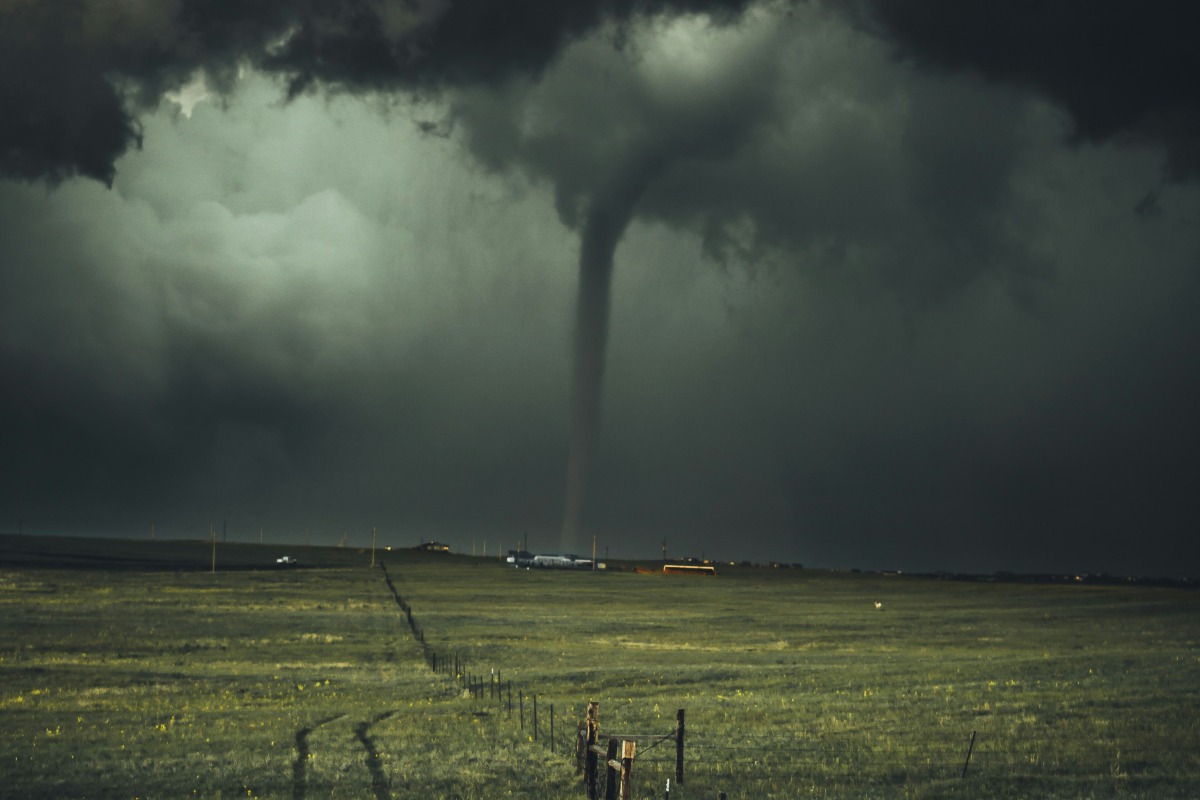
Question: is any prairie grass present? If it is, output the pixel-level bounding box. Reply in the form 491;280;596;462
0;561;572;799
1;542;1197;799
393;558;1200;799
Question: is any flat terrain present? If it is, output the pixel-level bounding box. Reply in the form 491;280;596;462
1;535;1198;798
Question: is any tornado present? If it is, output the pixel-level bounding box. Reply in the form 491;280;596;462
560;173;649;553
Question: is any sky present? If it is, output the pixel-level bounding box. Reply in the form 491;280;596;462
2;1;1198;577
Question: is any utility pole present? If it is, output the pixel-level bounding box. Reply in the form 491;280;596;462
370;526;377;567
210;523;216;574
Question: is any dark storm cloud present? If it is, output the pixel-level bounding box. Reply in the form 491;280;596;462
853;0;1200;180
0;0;753;186
2;0;1199;578
0;82;580;542
0;177;345;523
433;5;1200;574
451;8;1045;311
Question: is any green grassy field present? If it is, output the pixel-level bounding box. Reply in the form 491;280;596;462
1;535;1198;798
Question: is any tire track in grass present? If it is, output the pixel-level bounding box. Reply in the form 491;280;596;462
354;711;397;800
292;714;344;800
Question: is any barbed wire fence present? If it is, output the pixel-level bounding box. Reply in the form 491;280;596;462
378;562;1200;797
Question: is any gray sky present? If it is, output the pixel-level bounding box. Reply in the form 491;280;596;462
2;1;1198;576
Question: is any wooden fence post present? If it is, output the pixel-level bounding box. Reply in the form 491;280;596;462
533;694;539;742
584;702;599;800
962;730;977;779
675;708;685;785
550;703;555;754
602;739;637;800
618;740;636;800
604;739;620;800
519;690;525;731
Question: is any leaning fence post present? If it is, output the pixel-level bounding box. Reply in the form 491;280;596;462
962;730;977;779
675;708;685;785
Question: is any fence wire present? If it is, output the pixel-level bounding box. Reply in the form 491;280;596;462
379;565;1200;798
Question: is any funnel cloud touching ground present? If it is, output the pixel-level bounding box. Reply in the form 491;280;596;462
1;1;1198;577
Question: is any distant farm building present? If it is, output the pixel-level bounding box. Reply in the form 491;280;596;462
507;551;596;570
533;553;593;570
416;541;450;552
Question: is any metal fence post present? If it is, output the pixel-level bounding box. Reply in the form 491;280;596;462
675;708;685;785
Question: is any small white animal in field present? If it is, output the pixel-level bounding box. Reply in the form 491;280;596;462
874;601;883;610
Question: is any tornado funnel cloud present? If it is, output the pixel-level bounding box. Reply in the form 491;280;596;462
560;203;635;553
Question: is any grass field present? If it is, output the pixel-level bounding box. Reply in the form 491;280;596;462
2;534;1198;798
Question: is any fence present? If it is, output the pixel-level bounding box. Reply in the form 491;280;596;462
380;563;678;796
376;563;1199;797
382;562;967;797
578;701;686;800
382;563;558;741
